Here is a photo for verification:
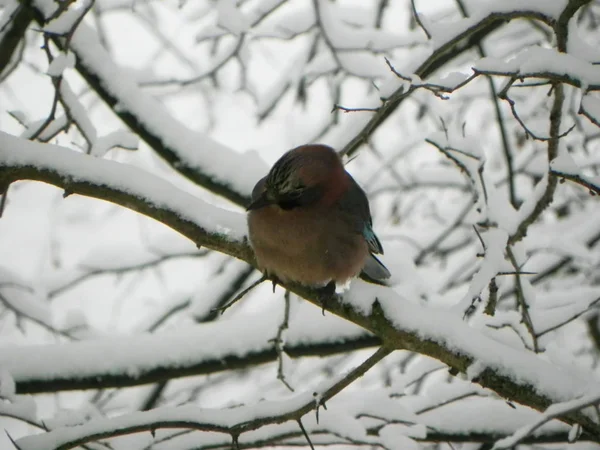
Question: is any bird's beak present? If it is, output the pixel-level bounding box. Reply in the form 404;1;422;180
246;192;273;211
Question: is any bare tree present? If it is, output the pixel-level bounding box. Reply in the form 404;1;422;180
1;0;600;449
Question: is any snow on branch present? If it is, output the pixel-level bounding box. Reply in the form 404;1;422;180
15;347;392;450
341;0;592;157
2;129;600;437
0;132;251;261
473;47;600;91
494;390;600;448
2;301;376;394
30;0;265;207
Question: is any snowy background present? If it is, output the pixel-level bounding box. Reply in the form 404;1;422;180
1;0;600;449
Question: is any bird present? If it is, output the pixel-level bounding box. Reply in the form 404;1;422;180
246;144;390;293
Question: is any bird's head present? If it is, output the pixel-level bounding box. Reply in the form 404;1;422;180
247;145;347;211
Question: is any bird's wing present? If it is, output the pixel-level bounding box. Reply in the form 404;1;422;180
340;176;385;255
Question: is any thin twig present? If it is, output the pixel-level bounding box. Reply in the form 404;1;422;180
213;275;268;314
537;297;600;338
510;82;565;244
332;104;380;114
415;197;474;265
506;247;539;352
551;169;600;195
297;419;315;450
453;0;521;209
271;290;294;392
410;0;431;39
0;185;9;217
19;347;393;450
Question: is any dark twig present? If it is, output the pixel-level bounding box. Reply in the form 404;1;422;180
410;0;431;39
510;82;565;244
0;186;8;217
297;419;315;450
332;105;380;114
342;8;557;157
498;87;576;142
415;197;474;265
551;169;600;195
213;275;268;314
271;290;294;392
537;297;600;338
454;0;519;208
484;277;498;316
506;247;539;352
18;347;392;449
49;251;208;299
384;57;479;99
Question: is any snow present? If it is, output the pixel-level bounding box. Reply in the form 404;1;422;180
0;131;247;242
33;0;266;200
474;46;600;87
379;426;419;450
43;0;93;35
466;360;486;381
454;228;508;314
250;2;313;39
0;368;16;401
256;43;311;117
550;146;580;175
581;95;600;124
43;403;102;430
343;279;597;404
568;423;582;443
529;287;600;334
0;300;367;386
420;396;569;439
429;1;567;50
0;397;37;425
315;0;422;52
216;0;251;35
16;361;407;450
46;51;76;77
4;0;600;448
59;79;96;142
196;0;287;41
89;130;138;158
0;265;53;328
493;390;600;449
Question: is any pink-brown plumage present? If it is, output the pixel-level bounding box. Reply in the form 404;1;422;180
247;144;390;288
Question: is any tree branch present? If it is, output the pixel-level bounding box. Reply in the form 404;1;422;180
16;347;392;450
3;132;600;438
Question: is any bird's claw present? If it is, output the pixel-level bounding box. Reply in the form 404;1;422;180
319;281;337;316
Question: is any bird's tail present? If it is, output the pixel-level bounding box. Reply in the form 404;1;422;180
360;254;391;285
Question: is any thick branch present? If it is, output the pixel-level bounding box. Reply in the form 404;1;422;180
15;348;392;450
0;3;31;77
23;0;259;207
0;132;253;263
9;332;380;394
2;133;600;438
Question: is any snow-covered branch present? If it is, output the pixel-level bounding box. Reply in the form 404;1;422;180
0;132;252;262
15;347;392;450
24;0;265;207
2;130;600;439
3;303;377;394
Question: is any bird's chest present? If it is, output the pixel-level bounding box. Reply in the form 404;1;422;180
247;205;367;285
248;206;330;251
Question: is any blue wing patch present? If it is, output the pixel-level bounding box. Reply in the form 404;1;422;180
363;224;384;255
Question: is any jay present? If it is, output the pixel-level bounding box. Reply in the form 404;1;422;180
247;144;390;292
